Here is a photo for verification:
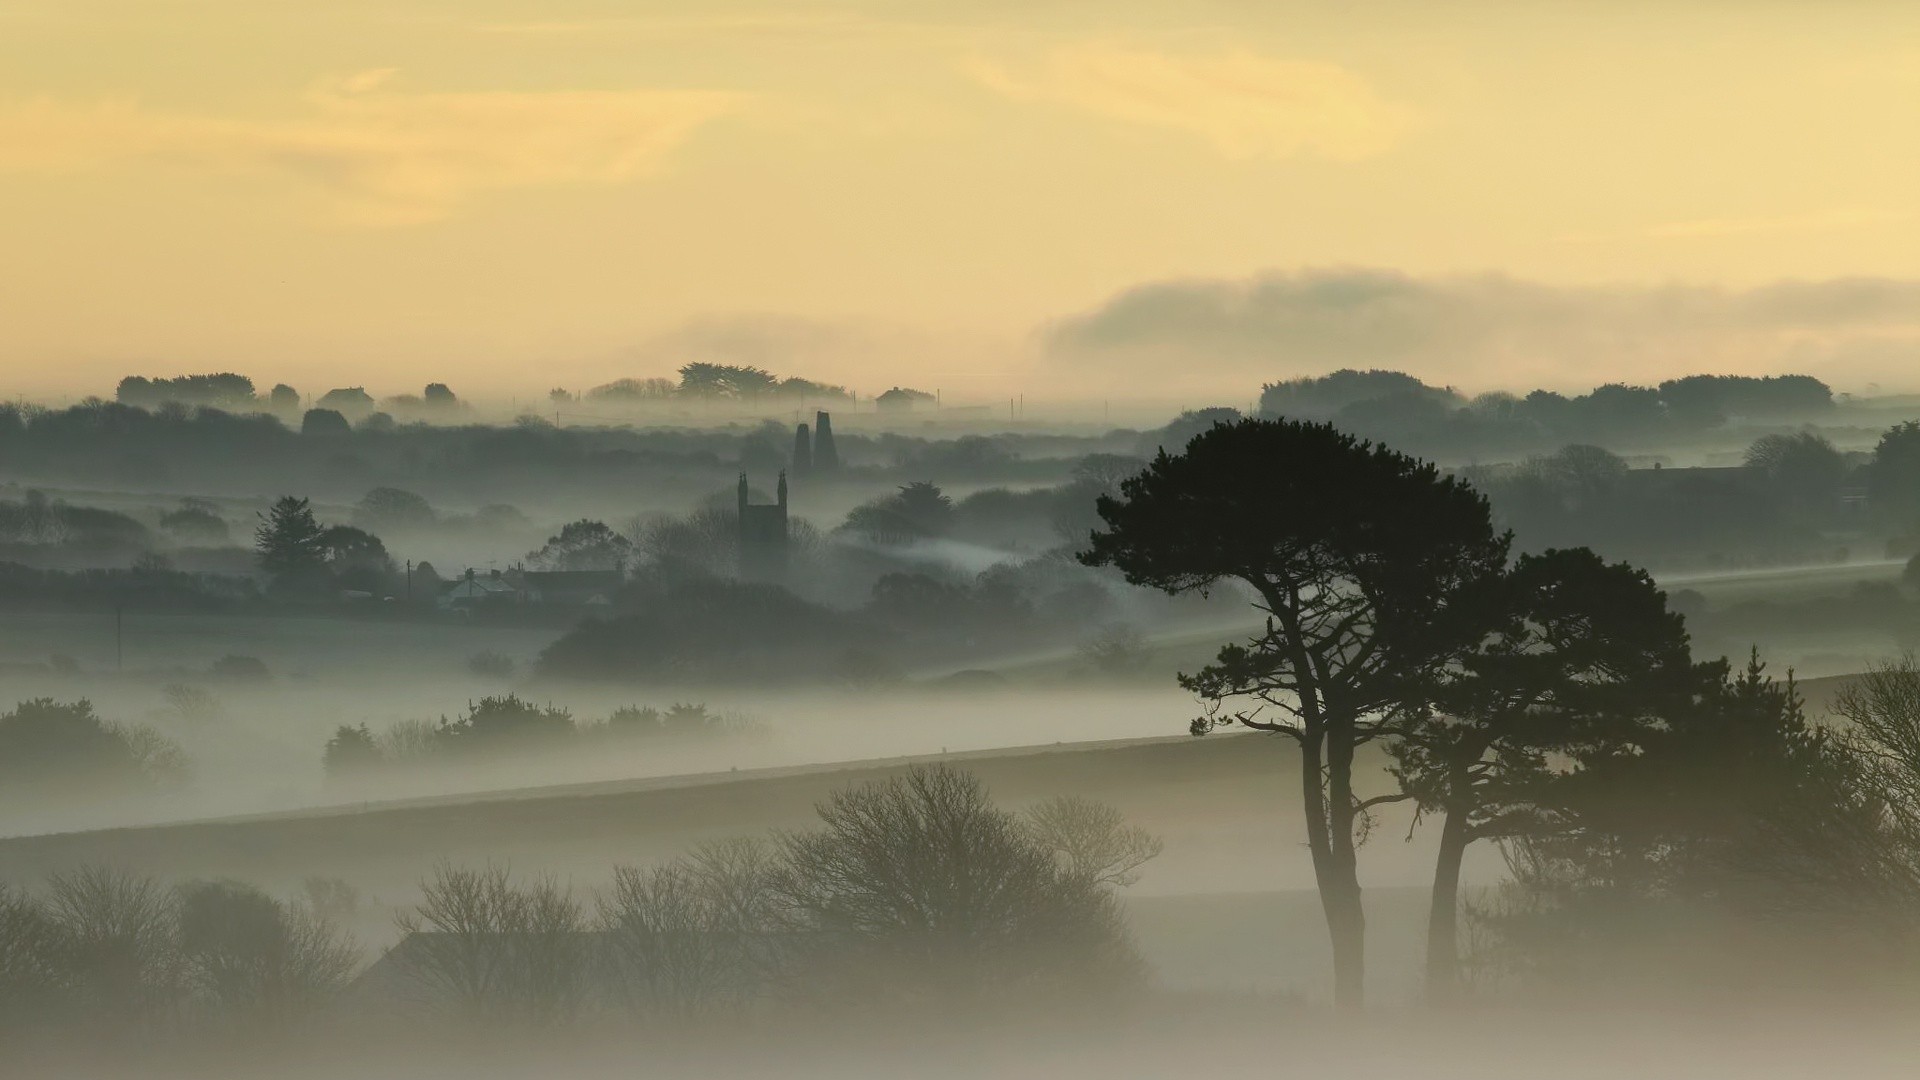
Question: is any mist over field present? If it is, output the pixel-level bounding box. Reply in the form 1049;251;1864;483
14;2;1920;1077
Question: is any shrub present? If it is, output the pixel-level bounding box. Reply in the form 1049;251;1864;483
322;724;381;778
774;765;1146;1010
0;699;186;803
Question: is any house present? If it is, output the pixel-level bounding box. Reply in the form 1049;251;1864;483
875;387;935;413
438;568;522;611
517;569;622;608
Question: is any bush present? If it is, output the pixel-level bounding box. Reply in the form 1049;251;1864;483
322;724;381;778
0;699;187;804
176;879;355;1022
774;765;1145;1011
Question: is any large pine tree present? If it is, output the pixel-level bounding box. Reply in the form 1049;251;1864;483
254;496;327;585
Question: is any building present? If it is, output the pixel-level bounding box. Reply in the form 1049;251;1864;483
438;568;522;611
738;471;789;581
875;387;935;413
517;569;621;608
791;421;813;478
811;411;839;472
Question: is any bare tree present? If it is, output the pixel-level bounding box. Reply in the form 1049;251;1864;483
393;863;588;1026
599;838;783;1021
0;882;64;1029
776;765;1142;1010
42;867;183;1029
1022;796;1163;888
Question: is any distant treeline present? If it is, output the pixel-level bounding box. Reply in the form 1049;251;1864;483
576;362;853;404
1259;369;1835;457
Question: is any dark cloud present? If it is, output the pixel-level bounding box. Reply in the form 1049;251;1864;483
1042;269;1920;393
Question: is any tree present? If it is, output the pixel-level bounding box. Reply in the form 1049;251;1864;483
600;838;785;1020
439;694;574;750
42;866;182;1026
299;408;349;436
526;519;632;572
1022;796;1164;888
1745;431;1845;518
176;879;355;1022
394;864;589;1026
841;482;953;544
1080;417;1508;1009
1480;656;1891;992
0;883;63;1030
775;765;1144;1009
354;487;434;531
1389;548;1701;1000
317;524;395;592
323;724;381;777
423;382;458;407
254;496;327;586
1870;421;1920;531
267;384;299;413
0;698;184;802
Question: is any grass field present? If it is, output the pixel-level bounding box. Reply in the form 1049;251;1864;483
0;733;1464;1003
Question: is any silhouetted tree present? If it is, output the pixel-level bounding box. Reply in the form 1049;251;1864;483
1080;417;1508;1010
0;698;185;802
1391;548;1701;1000
299;408;349;436
841;481;953;544
322;724;381;777
526;519;632;572
1745;431;1845;519
318;525;395;592
1870;421;1920;532
254;496;327;587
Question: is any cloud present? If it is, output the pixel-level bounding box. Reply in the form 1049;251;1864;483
1042;269;1920;394
965;43;1409;160
0;72;741;225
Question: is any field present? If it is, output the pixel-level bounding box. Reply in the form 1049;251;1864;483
0;732;1459;1004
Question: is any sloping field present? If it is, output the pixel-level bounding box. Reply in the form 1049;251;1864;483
0;734;1385;895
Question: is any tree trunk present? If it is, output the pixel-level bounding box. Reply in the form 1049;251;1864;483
1425;805;1472;1005
1303;721;1367;1012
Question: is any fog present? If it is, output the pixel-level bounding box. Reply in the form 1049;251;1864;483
13;370;1920;1079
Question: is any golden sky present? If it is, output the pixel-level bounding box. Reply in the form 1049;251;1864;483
3;1;1919;403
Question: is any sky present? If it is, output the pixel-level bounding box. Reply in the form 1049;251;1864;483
2;0;1920;405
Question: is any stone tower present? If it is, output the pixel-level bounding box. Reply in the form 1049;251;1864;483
736;471;790;582
812;411;840;472
792;421;813;478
